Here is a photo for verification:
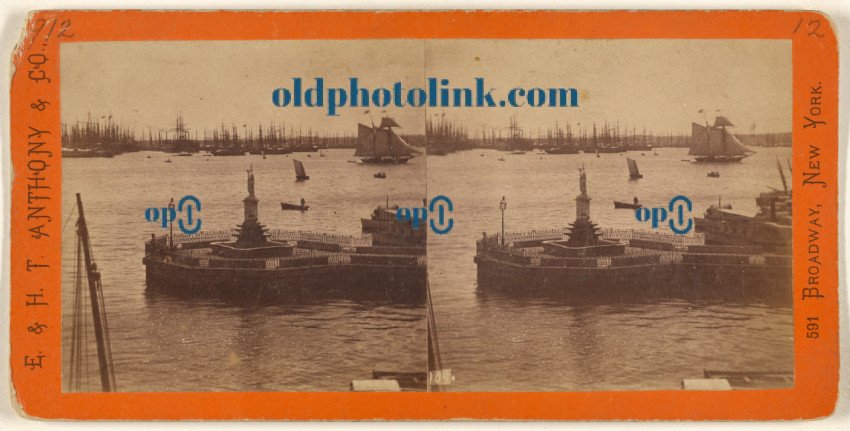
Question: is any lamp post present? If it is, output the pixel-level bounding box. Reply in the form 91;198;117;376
499;196;507;246
168;198;175;250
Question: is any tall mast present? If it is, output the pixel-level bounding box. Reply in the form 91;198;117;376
75;193;116;392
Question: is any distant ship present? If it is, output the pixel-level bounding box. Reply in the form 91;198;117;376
544;146;578;154
160;115;200;153
494;115;534;152
689;116;754;163
211;147;245;156
355;117;417;164
62;147;115;158
695;161;791;249
361;200;426;248
426;115;469;155
543;124;579;154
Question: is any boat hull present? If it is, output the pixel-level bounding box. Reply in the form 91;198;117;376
614;201;641;209
544;148;579;154
280;203;309;211
359;157;411;164
693;155;748;163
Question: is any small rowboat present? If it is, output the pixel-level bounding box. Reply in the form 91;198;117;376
281;202;309;211
614;201;642;209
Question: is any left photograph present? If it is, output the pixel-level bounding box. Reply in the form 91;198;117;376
60;40;428;392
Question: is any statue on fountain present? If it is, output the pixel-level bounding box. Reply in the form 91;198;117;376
566;165;601;247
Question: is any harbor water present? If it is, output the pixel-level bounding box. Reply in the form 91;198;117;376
61;150;427;392
427;146;793;391
62;146;793;392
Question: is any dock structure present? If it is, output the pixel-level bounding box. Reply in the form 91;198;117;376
144;171;426;303
474;168;791;303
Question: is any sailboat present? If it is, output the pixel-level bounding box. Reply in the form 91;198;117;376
689;116;754;163
293;159;309;181
627;157;643;179
68;193;117;392
355;117;417;164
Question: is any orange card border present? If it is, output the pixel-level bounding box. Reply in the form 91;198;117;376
9;10;839;420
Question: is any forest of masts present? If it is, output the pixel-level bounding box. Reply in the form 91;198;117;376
61;114;791;154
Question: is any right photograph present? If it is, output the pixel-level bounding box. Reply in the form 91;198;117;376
424;39;793;392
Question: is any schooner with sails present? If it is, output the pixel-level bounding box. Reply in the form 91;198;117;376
689;115;754;163
355;117;417;164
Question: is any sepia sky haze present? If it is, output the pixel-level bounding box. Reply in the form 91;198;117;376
61;39;791;137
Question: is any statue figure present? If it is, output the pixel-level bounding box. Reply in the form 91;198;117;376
247;167;255;197
579;166;587;196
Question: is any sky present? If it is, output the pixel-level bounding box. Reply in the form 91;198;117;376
61;39;791;137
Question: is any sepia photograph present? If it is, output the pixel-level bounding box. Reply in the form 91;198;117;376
8;6;845;423
424;39;793;392
60;38;792;394
60;40;429;392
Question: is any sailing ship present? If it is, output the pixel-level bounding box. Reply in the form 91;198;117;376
625;127;653;151
689;116;754;162
627;158;643;179
494;115;534;152
426;114;469;155
591;123;626;153
543;123;579;154
293;159;309;181
161;115;200;153
61;112;139;156
355;117;417;164
68;193;117;392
